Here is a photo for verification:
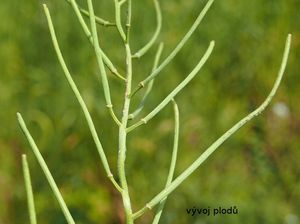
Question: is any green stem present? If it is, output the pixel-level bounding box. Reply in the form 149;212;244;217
133;34;292;219
22;154;37;224
18;114;75;224
43;4;121;192
127;41;214;132
151;100;179;224
117;1;134;222
130;0;214;97
132;0;162;58
118;43;134;224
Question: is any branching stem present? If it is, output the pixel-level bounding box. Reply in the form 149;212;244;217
114;0;127;41
117;1;134;223
129;42;164;120
67;0;123;79
19;1;291;223
43;4;121;192
130;0;214;97
133;34;292;219
127;41;215;132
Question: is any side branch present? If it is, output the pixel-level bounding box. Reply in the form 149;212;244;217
127;41;215;132
130;0;214;97
43;5;121;192
132;0;162;58
132;34;292;219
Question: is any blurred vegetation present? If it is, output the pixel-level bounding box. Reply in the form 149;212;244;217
0;0;299;223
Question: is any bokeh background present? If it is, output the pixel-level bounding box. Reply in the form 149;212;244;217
0;0;299;223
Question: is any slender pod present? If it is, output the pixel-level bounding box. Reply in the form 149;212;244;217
22;154;37;224
64;0;115;26
43;4;121;192
86;0;121;126
127;41;215;132
132;0;162;58
18;113;75;224
129;42;164;120
67;0;123;79
130;0;214;97
151;100;180;224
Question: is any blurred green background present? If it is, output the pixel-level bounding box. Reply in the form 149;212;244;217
0;0;299;223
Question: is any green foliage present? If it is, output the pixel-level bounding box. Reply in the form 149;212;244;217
0;0;299;223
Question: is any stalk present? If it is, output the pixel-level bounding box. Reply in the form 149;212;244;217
117;0;134;223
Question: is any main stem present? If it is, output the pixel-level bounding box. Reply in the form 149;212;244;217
118;1;133;222
118;43;133;223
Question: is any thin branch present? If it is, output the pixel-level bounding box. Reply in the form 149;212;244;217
132;0;162;58
132;34;292;219
18;114;75;224
86;0;122;126
22;154;37;224
127;41;215;132
151;99;180;224
67;0;124;79
43;4;122;192
130;0;214;97
129;42;164;120
64;0;116;26
114;0;127;41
